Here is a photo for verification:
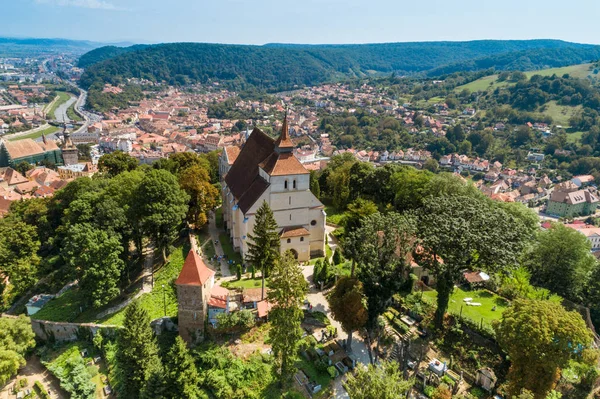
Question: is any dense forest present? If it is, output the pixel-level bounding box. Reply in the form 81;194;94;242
77;44;149;67
79;40;600;92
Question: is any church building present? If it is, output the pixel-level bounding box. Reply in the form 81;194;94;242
221;117;326;262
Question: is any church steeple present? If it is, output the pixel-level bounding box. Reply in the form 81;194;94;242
274;112;294;153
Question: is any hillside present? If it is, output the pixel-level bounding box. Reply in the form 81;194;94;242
79;40;600;92
77;44;149;67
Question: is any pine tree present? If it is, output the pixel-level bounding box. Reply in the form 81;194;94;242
245;201;280;300
116;301;163;399
313;259;322;285
268;251;308;385
332;249;344;265
164;336;205;399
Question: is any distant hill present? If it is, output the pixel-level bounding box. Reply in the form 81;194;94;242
79;39;600;92
78;44;149;67
0;37;133;57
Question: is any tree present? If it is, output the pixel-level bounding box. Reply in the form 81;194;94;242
525;223;597;302
344;361;413;399
416;196;529;329
164;336;203;399
14;161;33;176
98;151;138;177
267;251;308;385
327;277;367;349
349;212;415;331
344;198;378;236
178;165;219;227
0;315;35;385
134;169;189;262
116;301;163;399
61;223;125;307
309;170;321;199
494;300;594;399
0;218;40;301
423;158;439;172
245;201;280;300
332;249;344;265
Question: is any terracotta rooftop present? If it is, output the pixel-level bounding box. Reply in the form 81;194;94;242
3;139;45;160
280;226;310;238
242;287;266;303
257;300;273;318
259;152;309;176
175;250;215;286
225;146;241;165
4;168;28;186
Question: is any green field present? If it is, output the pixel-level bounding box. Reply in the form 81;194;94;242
540;100;581;127
455;75;511;92
7;125;59;141
102;244;190;326
218;232;243;266
525;63;593;79
222;276;267;289
48;91;71;120
567;130;584;144
422;287;509;329
67;102;82;121
456;63;595;93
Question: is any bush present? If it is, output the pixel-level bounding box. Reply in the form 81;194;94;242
424;385;436;398
34;381;50;399
19;378;27;388
314;359;328;372
469;387;486;399
327;366;338;378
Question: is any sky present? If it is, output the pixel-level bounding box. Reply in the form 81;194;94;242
3;0;600;45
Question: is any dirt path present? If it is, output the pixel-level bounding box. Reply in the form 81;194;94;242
0;355;67;399
208;209;232;276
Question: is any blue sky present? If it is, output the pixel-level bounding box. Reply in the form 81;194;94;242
3;0;600;45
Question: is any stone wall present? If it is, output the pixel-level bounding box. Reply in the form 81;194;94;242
29;319;119;343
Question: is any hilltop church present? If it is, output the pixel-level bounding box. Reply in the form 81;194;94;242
220;117;326;262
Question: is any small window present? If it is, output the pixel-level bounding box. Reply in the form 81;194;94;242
287;238;291;243
300;237;304;242
310;220;317;226
290;214;292;221
289;196;291;205
284;180;288;189
293;180;297;189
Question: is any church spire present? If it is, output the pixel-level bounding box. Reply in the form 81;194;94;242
274;110;294;153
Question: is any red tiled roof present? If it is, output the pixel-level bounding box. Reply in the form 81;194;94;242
280;226;310;238
259;152;308;176
257;300;273;318
175;250;215;286
274;116;294;150
242;287;265;303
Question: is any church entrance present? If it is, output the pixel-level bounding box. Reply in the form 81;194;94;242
289;249;299;259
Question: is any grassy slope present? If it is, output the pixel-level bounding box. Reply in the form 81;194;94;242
540;100;581;127
455;63;594;93
48;91;71;120
7;125;59;142
422;287;509;329
102;243;190;326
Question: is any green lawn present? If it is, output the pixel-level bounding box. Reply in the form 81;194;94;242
422;287;509;329
219;232;243;265
102;243;190;326
539;101;581;127
567;130;584;144
67;102;82;122
455;75;512;93
525;63;593;79
48;91;71;120
215;207;224;228
7;125;59;141
222;276;267;289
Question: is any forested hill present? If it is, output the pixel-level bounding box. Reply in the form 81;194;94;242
77;44;149;67
79;39;600;91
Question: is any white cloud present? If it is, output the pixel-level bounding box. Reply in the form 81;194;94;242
35;0;124;10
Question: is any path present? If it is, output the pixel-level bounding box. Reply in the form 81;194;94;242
301;265;371;366
208;209;232;276
141;242;155;293
0;355;67;399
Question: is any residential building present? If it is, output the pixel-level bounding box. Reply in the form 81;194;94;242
546;181;599;217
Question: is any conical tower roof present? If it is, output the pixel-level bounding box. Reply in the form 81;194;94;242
274;114;294;152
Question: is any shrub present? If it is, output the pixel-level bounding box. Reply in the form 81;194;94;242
34;381;50;399
441;375;455;386
424;385;436;398
327;366;338;378
469;387;486;399
314;359;328;372
19;378;27;388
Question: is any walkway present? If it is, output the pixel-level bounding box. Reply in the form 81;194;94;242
141;242;155;293
207;209;232;276
0;355;67;399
